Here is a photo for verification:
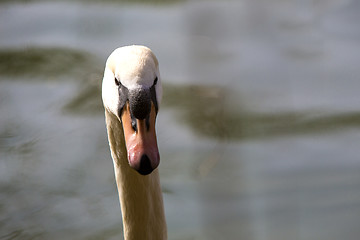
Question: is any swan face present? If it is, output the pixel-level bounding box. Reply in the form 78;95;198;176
102;45;162;175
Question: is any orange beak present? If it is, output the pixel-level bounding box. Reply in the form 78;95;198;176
120;102;160;175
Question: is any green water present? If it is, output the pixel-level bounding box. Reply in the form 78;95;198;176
1;1;360;239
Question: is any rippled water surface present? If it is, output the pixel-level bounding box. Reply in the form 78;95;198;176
1;1;360;239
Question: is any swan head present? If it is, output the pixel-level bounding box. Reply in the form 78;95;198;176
102;45;162;175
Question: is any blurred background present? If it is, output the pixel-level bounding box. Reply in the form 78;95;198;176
1;0;360;239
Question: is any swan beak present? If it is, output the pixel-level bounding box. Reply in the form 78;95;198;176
121;103;160;175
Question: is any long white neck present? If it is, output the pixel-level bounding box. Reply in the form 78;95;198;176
105;109;167;240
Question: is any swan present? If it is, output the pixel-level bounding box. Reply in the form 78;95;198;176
102;45;167;240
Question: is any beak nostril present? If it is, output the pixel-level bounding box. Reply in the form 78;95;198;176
137;154;153;175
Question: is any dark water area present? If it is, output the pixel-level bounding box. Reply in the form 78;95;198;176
1;1;360;239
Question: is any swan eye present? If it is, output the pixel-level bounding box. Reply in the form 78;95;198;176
131;117;137;132
153;77;158;86
115;78;120;86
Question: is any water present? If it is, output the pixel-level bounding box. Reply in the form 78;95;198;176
1;0;360;239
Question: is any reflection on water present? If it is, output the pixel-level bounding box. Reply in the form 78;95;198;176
163;84;360;140
0;47;101;79
1;1;360;240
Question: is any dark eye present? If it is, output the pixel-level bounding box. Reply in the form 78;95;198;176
131;117;137;132
153;77;158;85
115;78;120;86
